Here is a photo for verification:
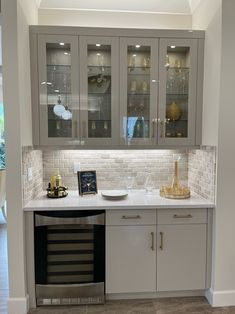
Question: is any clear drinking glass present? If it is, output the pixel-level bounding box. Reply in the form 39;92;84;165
126;176;134;192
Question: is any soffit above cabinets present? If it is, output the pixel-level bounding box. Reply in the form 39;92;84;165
38;0;202;14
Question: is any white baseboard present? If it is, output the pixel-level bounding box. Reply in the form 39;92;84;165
205;288;235;307
8;295;29;314
106;290;204;300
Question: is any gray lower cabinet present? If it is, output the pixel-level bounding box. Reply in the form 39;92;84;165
105;209;157;294
157;209;208;291
106;208;210;295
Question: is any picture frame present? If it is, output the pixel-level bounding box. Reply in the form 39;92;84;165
77;170;98;195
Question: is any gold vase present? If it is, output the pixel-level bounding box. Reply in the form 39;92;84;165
166;101;181;121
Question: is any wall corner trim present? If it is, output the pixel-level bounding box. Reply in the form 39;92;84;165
206;288;235;307
8;295;29;314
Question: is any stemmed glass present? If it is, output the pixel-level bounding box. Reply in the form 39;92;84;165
126;176;134;193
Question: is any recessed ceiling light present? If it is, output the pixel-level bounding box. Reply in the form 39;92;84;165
96;44;101;47
170;46;176;49
64;52;69;55
59;42;65;46
96;53;101;56
135;45;140;48
132;54;136;57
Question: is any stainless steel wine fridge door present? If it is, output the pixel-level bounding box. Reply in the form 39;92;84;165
34;210;105;306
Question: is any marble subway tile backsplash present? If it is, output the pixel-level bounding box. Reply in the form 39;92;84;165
22;147;43;205
188;147;216;202
22;147;216;203
43;150;188;191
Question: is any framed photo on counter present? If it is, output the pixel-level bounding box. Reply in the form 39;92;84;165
77;170;98;195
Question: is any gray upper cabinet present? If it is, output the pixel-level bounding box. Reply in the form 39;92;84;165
120;38;158;147
37;34;80;146
30;27;204;148
79;36;119;147
158;38;198;146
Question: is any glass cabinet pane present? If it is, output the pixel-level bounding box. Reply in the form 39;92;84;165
87;44;111;138
165;46;190;138
126;45;151;140
46;42;73;138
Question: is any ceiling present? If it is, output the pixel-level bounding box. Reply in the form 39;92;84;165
38;0;202;14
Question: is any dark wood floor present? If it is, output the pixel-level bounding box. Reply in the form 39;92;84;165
0;224;8;314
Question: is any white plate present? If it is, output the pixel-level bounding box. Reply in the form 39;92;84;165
101;190;128;200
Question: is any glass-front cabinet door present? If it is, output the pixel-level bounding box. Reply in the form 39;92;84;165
120;38;158;146
158;39;197;146
38;35;79;145
79;36;119;147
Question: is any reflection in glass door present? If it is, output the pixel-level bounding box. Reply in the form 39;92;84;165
79;36;119;147
38;35;79;145
127;45;151;140
165;46;189;138
46;42;72;138
87;44;111;138
159;39;197;146
120;38;158;146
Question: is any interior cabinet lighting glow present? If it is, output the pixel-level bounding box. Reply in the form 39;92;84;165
135;45;141;48
96;44;101;47
170;46;176;49
59;42;65;46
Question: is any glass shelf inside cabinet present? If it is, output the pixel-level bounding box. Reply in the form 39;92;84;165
127;45;151;140
45;42;73;138
87;44;112;138
164;46;190;139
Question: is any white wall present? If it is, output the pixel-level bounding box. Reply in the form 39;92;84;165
38;9;192;29
192;0;222;146
212;0;235;304
2;0;38;313
193;0;235;307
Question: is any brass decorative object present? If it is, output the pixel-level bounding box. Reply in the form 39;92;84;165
160;159;190;199
166;101;182;121
47;171;68;198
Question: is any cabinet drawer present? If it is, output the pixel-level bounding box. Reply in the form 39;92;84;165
157;209;207;224
106;210;156;226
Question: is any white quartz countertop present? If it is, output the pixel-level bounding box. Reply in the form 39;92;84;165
24;190;215;211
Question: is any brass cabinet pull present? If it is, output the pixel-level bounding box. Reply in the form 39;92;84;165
150;232;154;251
173;214;193;219
160;231;163;250
74;121;78;138
151;118;157;138
82;121;86;139
158;119;164;138
121;215;141;219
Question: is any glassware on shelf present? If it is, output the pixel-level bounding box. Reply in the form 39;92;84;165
141;81;148;93
128;55;136;70
126;176;134;192
130;80;137;94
